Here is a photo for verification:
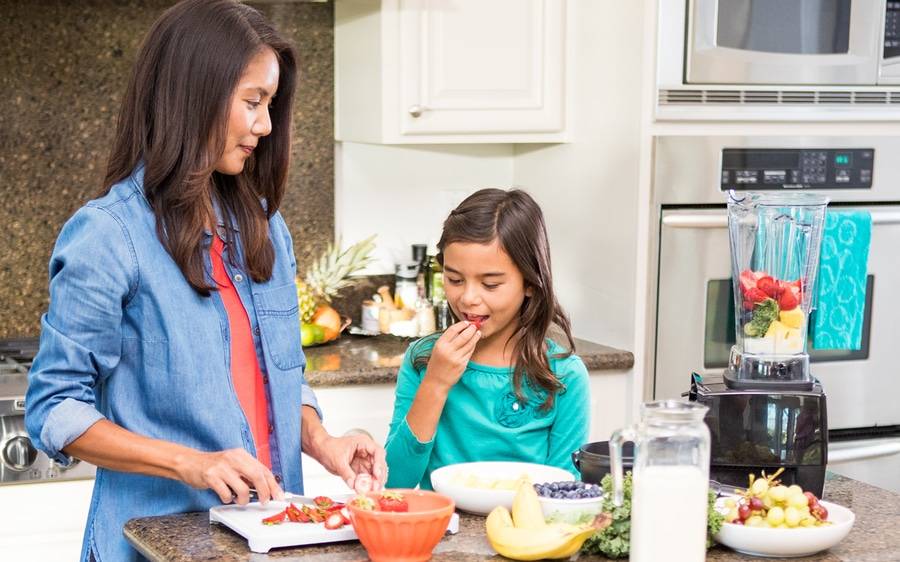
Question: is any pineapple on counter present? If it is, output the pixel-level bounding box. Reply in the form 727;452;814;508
297;235;376;345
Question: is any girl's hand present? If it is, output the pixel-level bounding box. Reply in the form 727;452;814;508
311;432;388;492
425;321;481;390
176;448;283;505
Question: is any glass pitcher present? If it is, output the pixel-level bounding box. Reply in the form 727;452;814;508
727;191;828;382
609;401;711;562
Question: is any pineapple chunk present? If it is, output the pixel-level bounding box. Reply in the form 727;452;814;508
765;320;790;339
779;308;805;329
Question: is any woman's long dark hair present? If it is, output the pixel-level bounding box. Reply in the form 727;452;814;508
102;0;297;294
415;188;575;410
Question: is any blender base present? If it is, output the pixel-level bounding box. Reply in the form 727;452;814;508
724;366;814;391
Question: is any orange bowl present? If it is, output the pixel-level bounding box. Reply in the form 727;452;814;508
348;489;455;562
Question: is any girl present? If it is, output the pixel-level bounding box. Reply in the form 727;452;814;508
384;188;590;489
25;2;385;560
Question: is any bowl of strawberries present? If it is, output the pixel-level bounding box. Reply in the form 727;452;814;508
347;489;455;562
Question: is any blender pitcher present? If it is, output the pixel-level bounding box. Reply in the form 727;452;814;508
727;191;828;385
609;401;711;562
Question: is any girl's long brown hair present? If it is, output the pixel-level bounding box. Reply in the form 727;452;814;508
102;0;297;294
415;188;575;410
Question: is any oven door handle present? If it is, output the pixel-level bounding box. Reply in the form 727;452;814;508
662;211;900;229
661;214;727;229
828;441;900;463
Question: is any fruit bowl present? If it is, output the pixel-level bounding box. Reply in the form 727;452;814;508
347;489;455;562
535;482;604;523
714;498;854;558
429;461;574;515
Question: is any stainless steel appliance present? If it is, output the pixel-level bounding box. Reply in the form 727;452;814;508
652;136;900;493
687;0;898;85
656;1;900;114
0;339;95;485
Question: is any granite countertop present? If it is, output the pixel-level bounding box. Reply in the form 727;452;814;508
302;335;634;386
124;473;899;562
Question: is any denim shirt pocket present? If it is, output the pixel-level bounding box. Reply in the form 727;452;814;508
255;283;304;371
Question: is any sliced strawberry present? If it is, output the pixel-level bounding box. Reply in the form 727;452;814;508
340;506;351;525
262;509;287;525
313;496;334;508
778;289;799;311
746;288;768;304
756;276;780;298
324;512;345;530
739;270;759;296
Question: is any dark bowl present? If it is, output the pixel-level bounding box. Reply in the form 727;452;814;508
571;441;634;485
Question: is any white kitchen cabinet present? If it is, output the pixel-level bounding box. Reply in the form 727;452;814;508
301;370;628;493
335;0;571;144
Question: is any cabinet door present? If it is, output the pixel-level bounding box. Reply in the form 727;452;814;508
396;0;567;136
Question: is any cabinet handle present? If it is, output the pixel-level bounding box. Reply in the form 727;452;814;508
408;105;424;118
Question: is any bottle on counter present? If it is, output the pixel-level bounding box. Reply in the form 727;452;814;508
427;254;444;304
394;261;420;310
412;243;428;305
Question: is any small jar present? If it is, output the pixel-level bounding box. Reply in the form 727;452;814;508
361;300;380;333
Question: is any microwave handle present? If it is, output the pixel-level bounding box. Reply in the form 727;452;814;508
662;211;900;229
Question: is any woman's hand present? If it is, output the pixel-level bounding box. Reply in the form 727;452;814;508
424;321;481;390
311;431;388;492
176;448;283;505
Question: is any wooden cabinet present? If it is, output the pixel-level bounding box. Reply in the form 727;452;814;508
335;0;571;144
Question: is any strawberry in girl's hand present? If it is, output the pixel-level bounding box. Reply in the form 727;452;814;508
377;491;409;512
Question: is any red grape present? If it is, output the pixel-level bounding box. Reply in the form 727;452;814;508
738;504;751;520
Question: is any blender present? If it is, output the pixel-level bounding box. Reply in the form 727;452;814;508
688;191;830;496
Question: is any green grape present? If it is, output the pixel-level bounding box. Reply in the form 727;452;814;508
766;506;785;526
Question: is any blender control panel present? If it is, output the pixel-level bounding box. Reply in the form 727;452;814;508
720;148;874;191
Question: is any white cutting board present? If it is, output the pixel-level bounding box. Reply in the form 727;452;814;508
209;493;460;554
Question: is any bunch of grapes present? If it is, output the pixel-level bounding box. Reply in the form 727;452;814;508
533;480;602;500
724;468;830;529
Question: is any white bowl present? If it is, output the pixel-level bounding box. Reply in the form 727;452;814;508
429;461;574;515
537;495;604;523
714;498;855;558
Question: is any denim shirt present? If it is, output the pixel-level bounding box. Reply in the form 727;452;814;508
25;165;321;562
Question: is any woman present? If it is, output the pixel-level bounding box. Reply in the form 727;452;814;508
25;1;385;560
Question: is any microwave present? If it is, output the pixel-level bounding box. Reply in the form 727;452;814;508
659;0;900;88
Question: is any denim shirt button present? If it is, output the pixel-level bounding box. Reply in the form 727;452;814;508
274;474;282;483
268;423;274;434
234;273;244;283
254;326;260;336
262;375;269;385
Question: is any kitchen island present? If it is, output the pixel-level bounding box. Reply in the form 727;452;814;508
124;473;898;561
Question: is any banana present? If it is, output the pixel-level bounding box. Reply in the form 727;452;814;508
511;479;546;529
485;507;595;561
485;482;597;561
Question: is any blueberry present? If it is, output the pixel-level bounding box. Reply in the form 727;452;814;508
550;483;559;491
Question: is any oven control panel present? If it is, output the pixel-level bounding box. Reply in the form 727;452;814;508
720;148;874;191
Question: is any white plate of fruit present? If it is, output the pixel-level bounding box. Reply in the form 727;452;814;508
714;470;854;558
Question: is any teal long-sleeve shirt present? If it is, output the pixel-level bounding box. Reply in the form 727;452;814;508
384;337;591;490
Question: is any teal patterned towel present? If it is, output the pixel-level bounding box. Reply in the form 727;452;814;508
812;210;871;350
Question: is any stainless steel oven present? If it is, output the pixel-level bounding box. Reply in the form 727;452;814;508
686;0;899;85
652;136;900;492
0;339;95;485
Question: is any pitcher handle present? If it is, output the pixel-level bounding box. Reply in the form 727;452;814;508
571;449;581;471
609;426;636;507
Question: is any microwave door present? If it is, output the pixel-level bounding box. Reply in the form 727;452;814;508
655;209;731;401
687;0;882;85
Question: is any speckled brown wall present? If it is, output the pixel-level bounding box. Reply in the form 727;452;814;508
0;0;334;339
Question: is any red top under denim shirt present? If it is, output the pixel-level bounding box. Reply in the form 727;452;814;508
210;234;271;468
